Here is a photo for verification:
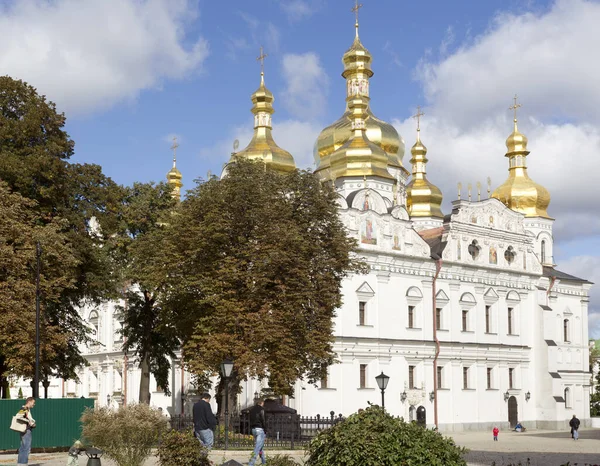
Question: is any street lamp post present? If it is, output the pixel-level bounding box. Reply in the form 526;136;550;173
375;372;390;409
33;242;42;399
220;359;234;450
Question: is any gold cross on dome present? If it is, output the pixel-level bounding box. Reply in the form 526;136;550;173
412;105;425;131
257;46;268;75
509;94;522;121
171;136;179;157
351;0;363;25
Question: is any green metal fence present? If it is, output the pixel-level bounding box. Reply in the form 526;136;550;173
0;398;94;450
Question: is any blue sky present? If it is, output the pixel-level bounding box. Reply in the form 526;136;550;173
1;0;599;336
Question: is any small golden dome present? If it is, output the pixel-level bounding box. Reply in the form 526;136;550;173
492;117;551;218
228;72;296;174
166;138;183;200
314;24;406;179
406;128;443;218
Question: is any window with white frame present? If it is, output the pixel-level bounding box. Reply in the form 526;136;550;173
359;301;367;326
355;281;375;327
459;292;476;332
359;364;367;389
485;305;491;333
487;367;493;389
506;291;521;335
509;368;514;389
462;310;469;331
435;289;449;330
320;371;329;389
406;287;423;329
437;366;443;389
408;305;415;329
564;319;570;342
409;365;416;389
564;387;571;408
463;366;470;389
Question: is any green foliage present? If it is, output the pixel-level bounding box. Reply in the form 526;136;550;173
18;387;23;399
161;160;365;396
81;403;168;466
0;76;124;383
157;429;212;466
306;406;466;466
265;454;300;465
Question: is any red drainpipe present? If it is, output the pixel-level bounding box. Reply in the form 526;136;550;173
432;259;442;430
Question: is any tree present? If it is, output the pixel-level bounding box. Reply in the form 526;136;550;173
590;342;600;417
0;76;123;388
0;182;79;395
161;160;364;400
306;406;466;466
113;182;180;403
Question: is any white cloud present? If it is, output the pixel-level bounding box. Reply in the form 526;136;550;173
279;0;318;22
559;255;600;339
0;0;208;115
235;12;281;55
281;52;329;119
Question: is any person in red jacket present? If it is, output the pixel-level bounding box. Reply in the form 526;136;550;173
492;426;499;441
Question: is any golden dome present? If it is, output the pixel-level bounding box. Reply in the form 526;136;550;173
406;127;443;218
166;138;183;200
326;94;394;181
228;72;296;174
492;116;551;218
314;23;406;179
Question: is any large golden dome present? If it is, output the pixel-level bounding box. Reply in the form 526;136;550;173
227;71;296;174
406;128;443;218
492;116;551;218
314;24;406;179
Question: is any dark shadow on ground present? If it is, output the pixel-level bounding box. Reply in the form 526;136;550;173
523;429;600;440
464;450;600;466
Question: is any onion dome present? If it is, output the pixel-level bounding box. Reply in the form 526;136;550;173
227;63;296;174
405;117;443;218
314;18;406;180
492;97;551;218
166;138;183;200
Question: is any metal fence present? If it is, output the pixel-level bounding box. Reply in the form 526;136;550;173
169;411;344;449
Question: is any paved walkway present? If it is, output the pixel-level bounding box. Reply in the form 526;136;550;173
1;428;598;465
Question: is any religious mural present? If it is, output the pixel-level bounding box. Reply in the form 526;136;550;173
489;247;498;265
392;234;401;250
361;218;377;245
457;241;462;260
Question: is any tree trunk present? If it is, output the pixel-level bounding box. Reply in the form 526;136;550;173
139;354;151;404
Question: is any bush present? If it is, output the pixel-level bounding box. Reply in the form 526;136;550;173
306;405;467;466
158;429;212;466
265;454;299;465
81;403;168;466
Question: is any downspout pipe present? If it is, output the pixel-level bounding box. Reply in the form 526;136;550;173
432;258;442;430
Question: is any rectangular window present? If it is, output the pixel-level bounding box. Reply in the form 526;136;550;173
437;366;443;389
487;367;492;389
485;305;491;333
435;308;442;330
463;367;469;389
408;305;414;328
359;364;367;388
321;373;328;389
409;365;415;389
462;310;468;331
508;308;513;335
359;301;366;326
509;368;514;389
563;319;569;342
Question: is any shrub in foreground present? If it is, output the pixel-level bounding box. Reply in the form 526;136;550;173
158;429;212;466
265;454;299;465
306;405;467;466
81;403;168;466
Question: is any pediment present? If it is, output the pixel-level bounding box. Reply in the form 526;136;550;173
506;290;521;303
356;281;375;296
436;289;450;303
406;286;423;298
451;198;526;234
459;292;477;307
484;288;499;303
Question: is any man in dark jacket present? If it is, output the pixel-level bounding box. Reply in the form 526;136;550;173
569;414;580;440
248;399;267;466
193;393;217;448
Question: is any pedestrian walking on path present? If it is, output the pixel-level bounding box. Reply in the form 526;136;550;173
248;398;267;466
15;397;36;466
492;426;499;441
193;393;217;449
569;414;580;440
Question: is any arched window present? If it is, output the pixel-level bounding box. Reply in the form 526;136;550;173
564;387;571;409
563;319;570;342
89;311;100;341
541;240;546;264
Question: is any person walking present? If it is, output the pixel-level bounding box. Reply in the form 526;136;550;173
569;414;580;440
192;393;217;449
16;397;36;466
248;398;267;466
492;426;499;441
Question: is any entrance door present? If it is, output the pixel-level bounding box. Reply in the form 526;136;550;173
508;396;518;428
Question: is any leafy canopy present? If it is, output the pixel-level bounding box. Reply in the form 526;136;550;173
161;161;364;395
306;406;467;466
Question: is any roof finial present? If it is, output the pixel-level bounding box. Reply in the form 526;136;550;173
412;105;425;141
351;0;363;38
170;136;179;168
257;46;268;85
509;94;522;131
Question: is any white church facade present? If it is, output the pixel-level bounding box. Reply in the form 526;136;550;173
14;12;593;432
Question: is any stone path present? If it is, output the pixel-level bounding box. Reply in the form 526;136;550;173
1;428;598;465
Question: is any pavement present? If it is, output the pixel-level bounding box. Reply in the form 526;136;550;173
0;428;598;466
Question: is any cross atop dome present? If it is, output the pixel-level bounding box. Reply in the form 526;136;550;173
351;0;363;37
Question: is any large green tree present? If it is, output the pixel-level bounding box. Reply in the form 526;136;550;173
113;182;180;404
0;183;79;396
161;161;364;400
0;76;123;390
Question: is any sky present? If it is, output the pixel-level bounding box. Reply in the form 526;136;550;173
1;0;598;337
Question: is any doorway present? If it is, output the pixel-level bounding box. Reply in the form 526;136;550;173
508;396;518;428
